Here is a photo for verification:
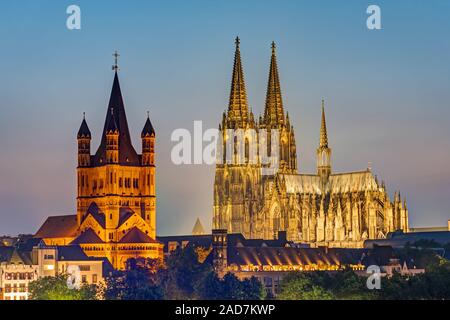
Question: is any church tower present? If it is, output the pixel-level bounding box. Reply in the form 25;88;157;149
73;52;162;268
77;113;91;167
213;37;261;237
37;52;163;269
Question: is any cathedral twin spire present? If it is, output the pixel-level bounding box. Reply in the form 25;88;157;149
227;37;249;127
226;37;287;130
264;42;285;127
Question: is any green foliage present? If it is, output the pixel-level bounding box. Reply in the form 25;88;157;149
102;248;265;300
104;258;164;300
277;261;450;300
160;246;213;299
201;273;265;300
29;274;98;300
326;269;376;300
397;245;442;270
377;263;450;300
277;272;334;300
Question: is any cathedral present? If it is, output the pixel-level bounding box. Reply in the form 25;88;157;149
35;55;163;269
213;38;409;248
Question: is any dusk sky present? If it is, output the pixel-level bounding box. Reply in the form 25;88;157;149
1;0;449;236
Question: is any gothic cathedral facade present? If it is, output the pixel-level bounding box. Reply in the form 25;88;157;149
213;39;409;248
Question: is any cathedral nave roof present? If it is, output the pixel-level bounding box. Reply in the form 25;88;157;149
281;170;379;195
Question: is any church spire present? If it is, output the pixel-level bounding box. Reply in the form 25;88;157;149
317;100;331;179
92;53;139;166
227;37;249;128
264;41;285;127
320;99;328;148
77;112;91;138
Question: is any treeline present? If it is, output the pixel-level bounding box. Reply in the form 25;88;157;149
29;246;265;300
278;245;450;300
29;245;450;300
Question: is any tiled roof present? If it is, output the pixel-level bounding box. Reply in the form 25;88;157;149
119;227;157;243
57;245;91;261
226;247;362;266
34;215;78;239
118;207;135;226
157;232;291;254
70;229;104;245
0;246;14;263
0;247;32;265
81;202;106;228
157;234;213;253
281;170;378;195
365;230;450;248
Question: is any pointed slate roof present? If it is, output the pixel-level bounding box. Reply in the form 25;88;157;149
141;113;155;137
93;72;140;166
77;115;91;138
118;207;135;226
82;202;106;228
106;108;119;134
264;42;285;127
119;227;158;243
192;218;206;235
71;229;104;245
227;37;249;127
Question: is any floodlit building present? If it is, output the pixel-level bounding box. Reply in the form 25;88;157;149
213;38;409;248
0;240;112;300
34;55;163;269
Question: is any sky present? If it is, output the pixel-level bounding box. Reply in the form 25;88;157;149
0;0;449;236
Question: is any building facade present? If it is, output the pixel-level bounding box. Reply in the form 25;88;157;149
0;241;110;300
213;39;409;248
35;59;163;269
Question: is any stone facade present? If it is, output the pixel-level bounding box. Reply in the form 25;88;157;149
35;65;163;269
213;39;409;248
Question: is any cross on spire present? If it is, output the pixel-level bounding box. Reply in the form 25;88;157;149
112;50;120;72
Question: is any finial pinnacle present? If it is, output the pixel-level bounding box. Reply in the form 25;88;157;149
147;110;150;118
83;112;85;120
271;41;276;53
235;36;240;47
112;50;120;72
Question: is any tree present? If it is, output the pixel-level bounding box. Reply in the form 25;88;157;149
29;274;98;300
201;273;265;300
328;269;376;300
277;273;334;300
104;257;164;300
160;246;212;299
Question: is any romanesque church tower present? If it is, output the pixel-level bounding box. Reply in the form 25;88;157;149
36;55;163;268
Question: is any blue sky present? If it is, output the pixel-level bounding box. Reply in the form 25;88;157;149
0;0;449;235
